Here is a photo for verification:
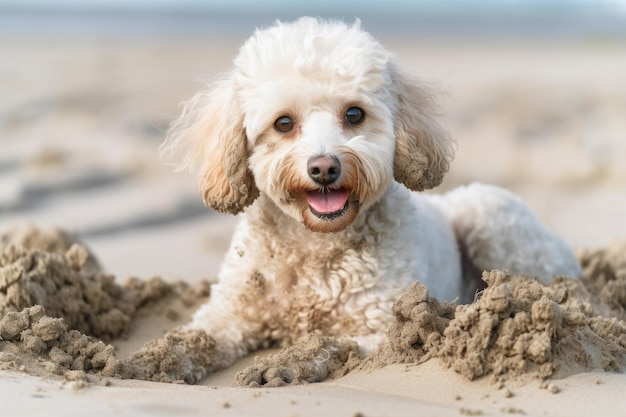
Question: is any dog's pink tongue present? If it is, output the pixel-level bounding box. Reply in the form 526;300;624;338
306;189;349;213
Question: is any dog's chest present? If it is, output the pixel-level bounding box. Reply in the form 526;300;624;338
248;238;402;338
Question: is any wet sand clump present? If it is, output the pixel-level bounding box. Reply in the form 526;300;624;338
366;251;626;383
0;225;210;382
0;243;135;340
0;304;130;379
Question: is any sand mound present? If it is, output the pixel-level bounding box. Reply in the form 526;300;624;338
0;225;211;382
1;243;136;340
366;253;626;383
0;304;130;380
0;224;100;273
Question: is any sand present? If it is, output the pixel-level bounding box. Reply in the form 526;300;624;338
365;267;626;383
0;225;211;383
2;32;626;417
1;226;625;393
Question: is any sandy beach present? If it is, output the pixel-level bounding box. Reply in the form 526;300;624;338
2;16;626;417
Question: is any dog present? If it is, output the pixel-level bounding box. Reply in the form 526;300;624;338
149;17;581;384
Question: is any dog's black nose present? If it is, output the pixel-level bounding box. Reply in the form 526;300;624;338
307;155;341;185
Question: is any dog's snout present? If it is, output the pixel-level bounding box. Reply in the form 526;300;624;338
307;155;341;185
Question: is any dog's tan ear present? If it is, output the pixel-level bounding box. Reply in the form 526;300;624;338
160;74;259;214
390;65;454;191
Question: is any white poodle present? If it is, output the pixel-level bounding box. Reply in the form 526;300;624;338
153;17;581;384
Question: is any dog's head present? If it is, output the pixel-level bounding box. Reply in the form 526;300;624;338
161;17;454;233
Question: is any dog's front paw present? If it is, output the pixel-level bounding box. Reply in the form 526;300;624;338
236;334;360;387
125;326;215;384
237;362;301;387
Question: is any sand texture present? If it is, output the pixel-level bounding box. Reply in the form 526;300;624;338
365;268;626;384
0;226;211;382
0;304;129;380
2;33;626;416
1;225;625;390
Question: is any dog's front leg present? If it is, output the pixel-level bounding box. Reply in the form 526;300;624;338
235;333;360;387
126;292;264;384
124;324;215;384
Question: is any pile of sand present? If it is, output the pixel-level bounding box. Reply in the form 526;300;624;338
0;304;129;381
1;242;135;341
1;225;625;387
0;225;210;382
364;248;626;383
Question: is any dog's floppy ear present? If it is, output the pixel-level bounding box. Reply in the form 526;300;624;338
160;74;259;214
390;65;454;191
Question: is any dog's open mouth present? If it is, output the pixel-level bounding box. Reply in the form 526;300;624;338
306;189;350;220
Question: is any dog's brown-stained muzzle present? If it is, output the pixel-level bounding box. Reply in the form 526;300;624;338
305;155;351;221
281;153;363;233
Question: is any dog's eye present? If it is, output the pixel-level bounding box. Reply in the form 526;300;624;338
345;107;365;125
274;116;294;133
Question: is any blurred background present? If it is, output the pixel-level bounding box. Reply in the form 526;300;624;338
1;0;625;281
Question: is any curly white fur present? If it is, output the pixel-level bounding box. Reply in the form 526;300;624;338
159;17;582;383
